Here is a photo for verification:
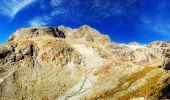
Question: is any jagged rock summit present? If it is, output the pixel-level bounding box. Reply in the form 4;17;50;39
0;25;170;100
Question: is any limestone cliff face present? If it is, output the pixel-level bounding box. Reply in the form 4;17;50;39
0;25;170;100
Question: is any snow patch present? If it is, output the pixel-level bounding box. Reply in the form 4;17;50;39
127;45;145;50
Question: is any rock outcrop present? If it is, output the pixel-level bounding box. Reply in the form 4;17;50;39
0;25;170;100
8;27;65;42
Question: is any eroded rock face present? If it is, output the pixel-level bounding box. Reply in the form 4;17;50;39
8;27;65;42
162;42;170;70
0;25;170;100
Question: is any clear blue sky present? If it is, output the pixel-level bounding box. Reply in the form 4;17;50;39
0;0;170;44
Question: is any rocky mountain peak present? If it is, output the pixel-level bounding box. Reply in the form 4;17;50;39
0;25;170;100
77;25;101;36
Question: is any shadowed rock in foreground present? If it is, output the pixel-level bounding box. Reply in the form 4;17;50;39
0;25;170;100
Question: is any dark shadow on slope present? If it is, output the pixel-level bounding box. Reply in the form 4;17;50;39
158;84;170;99
164;61;170;70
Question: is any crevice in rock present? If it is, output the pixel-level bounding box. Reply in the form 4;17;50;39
30;44;34;56
161;59;170;70
49;27;66;38
0;44;17;61
22;43;38;58
164;61;170;70
0;50;10;59
158;84;170;99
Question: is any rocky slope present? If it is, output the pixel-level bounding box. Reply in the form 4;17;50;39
0;25;170;100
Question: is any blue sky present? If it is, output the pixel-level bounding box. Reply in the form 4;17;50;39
0;0;170;44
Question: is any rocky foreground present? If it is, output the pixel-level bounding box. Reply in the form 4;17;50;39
0;25;170;100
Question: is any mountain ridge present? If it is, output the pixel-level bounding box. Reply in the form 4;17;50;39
0;25;170;100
